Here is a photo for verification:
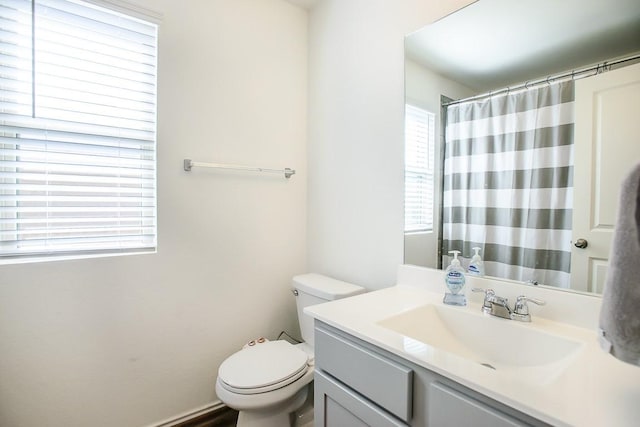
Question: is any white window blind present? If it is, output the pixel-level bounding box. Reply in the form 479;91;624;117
404;104;435;233
0;0;158;259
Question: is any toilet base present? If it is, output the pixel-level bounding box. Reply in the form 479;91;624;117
292;385;314;427
235;385;309;427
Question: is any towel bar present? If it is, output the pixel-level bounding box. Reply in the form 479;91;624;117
183;159;295;179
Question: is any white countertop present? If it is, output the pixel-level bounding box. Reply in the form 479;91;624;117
305;275;640;427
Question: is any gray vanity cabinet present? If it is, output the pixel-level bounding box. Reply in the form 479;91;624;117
314;321;551;427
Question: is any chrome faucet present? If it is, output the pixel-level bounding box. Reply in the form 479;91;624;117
472;288;545;322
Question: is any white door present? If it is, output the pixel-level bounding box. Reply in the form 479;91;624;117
571;62;640;293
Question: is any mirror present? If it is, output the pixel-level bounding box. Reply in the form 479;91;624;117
404;0;640;295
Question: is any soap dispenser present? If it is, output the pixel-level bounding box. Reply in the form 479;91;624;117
467;247;485;277
443;250;466;306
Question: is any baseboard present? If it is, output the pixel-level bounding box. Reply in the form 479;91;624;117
151;401;238;427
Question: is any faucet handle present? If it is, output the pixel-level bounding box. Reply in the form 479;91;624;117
472;287;494;296
472;288;495;309
512;295;546;322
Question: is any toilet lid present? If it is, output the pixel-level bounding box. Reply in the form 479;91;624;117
218;340;309;394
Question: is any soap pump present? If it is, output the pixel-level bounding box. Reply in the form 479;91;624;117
467;247;485;277
443;250;467;306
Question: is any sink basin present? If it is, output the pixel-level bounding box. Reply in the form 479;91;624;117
377;303;583;375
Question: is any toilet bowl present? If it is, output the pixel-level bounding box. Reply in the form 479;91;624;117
216;341;314;426
215;274;365;427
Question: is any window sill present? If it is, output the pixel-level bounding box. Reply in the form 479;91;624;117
0;249;157;266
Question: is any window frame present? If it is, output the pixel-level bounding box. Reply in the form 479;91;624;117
0;0;160;263
404;103;436;234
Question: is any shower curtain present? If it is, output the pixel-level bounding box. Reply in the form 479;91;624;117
442;81;574;287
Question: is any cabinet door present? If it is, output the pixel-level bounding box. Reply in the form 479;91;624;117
315;370;408;427
428;382;530;427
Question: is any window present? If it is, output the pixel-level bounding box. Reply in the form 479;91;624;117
404;104;435;233
0;0;158;261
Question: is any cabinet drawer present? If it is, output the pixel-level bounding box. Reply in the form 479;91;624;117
315;326;413;422
428;382;530;427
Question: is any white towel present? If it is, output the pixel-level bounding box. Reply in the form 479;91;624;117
598;162;640;366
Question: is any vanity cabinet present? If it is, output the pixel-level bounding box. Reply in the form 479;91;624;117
314;321;550;427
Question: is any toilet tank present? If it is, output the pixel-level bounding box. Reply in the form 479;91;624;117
292;273;365;348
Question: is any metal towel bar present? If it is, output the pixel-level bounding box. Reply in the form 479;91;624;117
183;159;295;179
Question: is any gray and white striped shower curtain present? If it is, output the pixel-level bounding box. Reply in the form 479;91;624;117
442;81;574;287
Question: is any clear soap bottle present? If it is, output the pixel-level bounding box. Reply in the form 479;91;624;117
443;250;467;306
467;247;485;277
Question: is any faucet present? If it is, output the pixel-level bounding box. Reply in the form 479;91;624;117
472;288;545;322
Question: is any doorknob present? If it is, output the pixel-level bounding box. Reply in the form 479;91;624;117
574;238;588;249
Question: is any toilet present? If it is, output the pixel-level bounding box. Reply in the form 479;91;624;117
215;273;365;427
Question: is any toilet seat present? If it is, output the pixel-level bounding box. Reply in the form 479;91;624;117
218;340;309;395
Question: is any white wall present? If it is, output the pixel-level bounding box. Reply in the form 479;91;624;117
0;1;308;426
307;0;475;289
404;59;476;268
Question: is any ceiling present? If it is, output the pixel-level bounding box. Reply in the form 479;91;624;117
405;0;640;92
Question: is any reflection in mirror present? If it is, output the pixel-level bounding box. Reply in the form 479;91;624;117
403;0;640;295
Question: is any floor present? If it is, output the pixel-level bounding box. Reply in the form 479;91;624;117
184;407;315;427
178;408;238;427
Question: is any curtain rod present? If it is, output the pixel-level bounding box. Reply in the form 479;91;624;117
443;53;640;107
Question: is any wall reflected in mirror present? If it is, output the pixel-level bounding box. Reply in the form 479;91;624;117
403;0;640;295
